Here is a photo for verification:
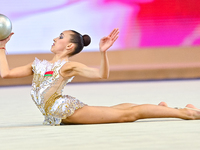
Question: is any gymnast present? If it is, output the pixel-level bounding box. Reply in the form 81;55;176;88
0;28;200;126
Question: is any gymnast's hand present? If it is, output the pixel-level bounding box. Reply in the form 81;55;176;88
0;33;14;47
99;28;119;52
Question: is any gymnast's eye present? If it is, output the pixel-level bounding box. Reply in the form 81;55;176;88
59;35;63;39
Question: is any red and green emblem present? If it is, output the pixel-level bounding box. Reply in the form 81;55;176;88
44;71;54;77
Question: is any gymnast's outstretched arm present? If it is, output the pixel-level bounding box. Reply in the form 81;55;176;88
0;33;33;79
60;28;119;79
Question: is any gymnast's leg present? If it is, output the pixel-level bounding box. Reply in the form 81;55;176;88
62;104;200;124
110;101;168;110
110;103;137;109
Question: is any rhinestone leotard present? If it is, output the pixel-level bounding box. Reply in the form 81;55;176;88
30;58;86;126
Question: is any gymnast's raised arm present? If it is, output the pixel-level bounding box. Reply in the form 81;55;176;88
60;28;119;79
0;33;33;79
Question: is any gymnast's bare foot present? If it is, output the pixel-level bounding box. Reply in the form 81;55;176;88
185;104;199;109
158;101;168;107
183;104;200;120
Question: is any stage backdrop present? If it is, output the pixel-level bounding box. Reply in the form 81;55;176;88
1;0;200;54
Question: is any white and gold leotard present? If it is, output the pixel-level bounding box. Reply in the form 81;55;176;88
30;58;86;126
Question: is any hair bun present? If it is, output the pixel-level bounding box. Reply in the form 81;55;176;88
82;34;91;46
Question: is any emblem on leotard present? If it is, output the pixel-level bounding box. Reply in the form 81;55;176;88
44;71;54;77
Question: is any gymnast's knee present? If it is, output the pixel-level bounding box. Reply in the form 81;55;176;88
118;113;138;123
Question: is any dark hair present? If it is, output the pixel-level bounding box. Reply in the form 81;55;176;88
69;30;91;56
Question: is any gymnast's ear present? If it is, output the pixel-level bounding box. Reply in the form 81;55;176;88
66;43;74;50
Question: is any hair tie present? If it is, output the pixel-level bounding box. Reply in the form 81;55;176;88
0;47;8;54
80;35;84;46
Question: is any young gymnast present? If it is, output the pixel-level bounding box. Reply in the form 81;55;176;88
0;28;200;126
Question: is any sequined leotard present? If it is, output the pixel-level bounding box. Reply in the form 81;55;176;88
30;58;86;126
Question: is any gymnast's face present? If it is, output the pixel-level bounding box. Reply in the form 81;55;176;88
51;31;74;54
